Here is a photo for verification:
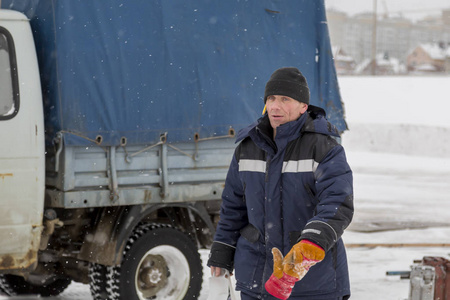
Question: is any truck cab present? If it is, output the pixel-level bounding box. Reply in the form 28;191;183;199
0;9;45;272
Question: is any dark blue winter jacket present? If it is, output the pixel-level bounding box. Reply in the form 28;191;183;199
208;106;354;299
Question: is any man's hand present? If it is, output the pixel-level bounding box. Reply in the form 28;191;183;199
283;240;325;279
210;266;232;277
265;240;325;299
265;248;298;300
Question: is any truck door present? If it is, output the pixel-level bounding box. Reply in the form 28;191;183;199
0;12;45;272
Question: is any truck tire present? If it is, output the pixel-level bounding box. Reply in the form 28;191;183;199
0;274;71;296
106;223;203;300
89;263;109;300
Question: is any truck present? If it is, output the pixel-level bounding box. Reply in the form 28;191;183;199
0;1;346;299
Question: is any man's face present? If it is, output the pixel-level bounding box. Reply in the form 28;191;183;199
266;95;308;129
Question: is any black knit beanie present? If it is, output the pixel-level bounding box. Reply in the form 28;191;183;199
264;67;310;105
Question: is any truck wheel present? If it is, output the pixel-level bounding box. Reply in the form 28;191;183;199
106;223;203;300
0;274;71;296
89;263;109;300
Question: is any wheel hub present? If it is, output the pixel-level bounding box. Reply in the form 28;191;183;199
137;254;168;298
140;267;162;285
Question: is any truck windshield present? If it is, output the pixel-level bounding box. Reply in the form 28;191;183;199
0;31;16;119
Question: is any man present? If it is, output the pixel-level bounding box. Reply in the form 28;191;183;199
207;67;353;300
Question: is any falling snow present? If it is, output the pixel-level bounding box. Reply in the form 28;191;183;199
1;76;449;300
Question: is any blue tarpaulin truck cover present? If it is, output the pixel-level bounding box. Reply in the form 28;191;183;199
2;0;346;146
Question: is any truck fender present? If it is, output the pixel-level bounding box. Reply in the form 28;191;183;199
78;203;215;266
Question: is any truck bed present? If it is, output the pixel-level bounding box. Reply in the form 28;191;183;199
45;137;235;208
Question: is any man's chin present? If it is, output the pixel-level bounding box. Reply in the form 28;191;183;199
269;121;278;129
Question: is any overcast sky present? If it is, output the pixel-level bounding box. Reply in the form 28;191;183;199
325;0;450;21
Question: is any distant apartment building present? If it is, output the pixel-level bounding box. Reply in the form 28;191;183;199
326;8;450;70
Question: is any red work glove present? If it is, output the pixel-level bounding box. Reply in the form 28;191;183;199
264;248;298;300
265;240;325;300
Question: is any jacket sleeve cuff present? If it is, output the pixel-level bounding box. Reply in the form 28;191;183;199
299;221;338;252
207;241;236;272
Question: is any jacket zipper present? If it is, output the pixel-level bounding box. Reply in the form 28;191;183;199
262;156;271;295
280;184;284;251
265;157;271;183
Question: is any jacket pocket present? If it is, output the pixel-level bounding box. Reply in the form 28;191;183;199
234;235;265;290
240;223;260;243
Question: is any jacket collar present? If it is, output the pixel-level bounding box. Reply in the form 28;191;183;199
235;115;275;154
302;105;340;137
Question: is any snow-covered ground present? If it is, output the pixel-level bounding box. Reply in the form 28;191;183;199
2;75;450;299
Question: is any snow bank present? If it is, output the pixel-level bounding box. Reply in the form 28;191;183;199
343;123;450;157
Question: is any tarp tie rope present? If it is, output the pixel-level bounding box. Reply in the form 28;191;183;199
126;141;164;158
57;130;108;151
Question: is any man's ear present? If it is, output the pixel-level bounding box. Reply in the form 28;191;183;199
300;103;308;114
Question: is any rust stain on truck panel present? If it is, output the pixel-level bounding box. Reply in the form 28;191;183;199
0;250;37;271
144;190;152;203
0;173;13;180
0;255;14;269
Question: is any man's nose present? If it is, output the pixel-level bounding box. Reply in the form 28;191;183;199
270;99;281;110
